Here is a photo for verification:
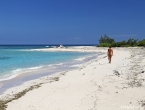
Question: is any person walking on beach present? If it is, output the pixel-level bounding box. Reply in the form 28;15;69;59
107;47;113;63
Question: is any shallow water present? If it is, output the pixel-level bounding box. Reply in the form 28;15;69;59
0;45;96;81
0;45;99;94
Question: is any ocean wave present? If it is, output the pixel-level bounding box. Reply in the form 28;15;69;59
27;66;43;70
0;73;19;81
74;57;86;61
0;66;43;81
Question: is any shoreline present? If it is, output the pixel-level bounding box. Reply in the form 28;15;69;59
0;47;100;95
0;47;145;110
0;47;96;82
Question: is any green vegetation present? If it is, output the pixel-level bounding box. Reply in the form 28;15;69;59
137;39;145;46
99;34;115;44
98;34;145;47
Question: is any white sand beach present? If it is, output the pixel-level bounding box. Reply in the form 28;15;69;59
0;47;145;110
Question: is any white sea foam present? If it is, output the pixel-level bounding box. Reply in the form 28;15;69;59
0;73;19;81
75;57;86;61
0;68;26;81
12;69;23;74
74;55;94;61
70;64;82;67
28;66;43;70
0;66;43;81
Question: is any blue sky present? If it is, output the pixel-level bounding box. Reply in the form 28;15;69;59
0;0;145;44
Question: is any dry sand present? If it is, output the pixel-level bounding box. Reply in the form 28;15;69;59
0;47;145;110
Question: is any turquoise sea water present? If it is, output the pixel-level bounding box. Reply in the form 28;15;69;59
0;45;98;82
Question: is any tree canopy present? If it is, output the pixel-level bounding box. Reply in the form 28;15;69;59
98;34;145;47
99;34;115;44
